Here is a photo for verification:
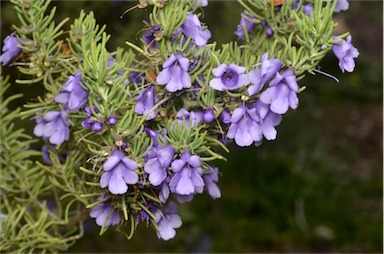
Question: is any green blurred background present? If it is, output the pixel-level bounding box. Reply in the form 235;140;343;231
1;0;382;252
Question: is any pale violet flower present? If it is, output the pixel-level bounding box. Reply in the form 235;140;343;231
156;53;191;92
134;84;159;120
226;104;262;147
153;202;182;241
33;111;70;145
247;53;282;96
209;64;249;91
90;201;121;227
54;71;88;111
180;12;211;46
260;70;299;114
252;99;282;146
0;33;21;66
169;152;204;196
203;166;221;199
332;35;359;73
144;145;175;186
100;150;139;195
194;0;208;7
235;12;256;39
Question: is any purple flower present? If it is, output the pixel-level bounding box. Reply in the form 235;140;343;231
260;70;299;114
91;121;103;132
0;33;21;66
226;104;262;147
90;202;121;227
203;109;215;123
156;53;191;92
42;145;52;164
153;202;182;241
220;108;231;124
209;64;249;91
169;152;204;195
100;150;139;195
247;53;283;96
252;100;282;145
135;85;158;120
332;35;359;73
33;111;70;145
203;166;221;199
144;145;175;186
54;71;88;111
266;27;274;36
107;116;118;125
303;4;314;16
235;12;256;39
176;108;204;128
159;177;171;203
130;71;145;84
327;0;349;12
81;117;94;127
180;12;211;47
194;0;208;7
85;105;99;117
145;127;162;148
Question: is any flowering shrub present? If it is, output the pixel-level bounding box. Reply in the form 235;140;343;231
0;0;359;252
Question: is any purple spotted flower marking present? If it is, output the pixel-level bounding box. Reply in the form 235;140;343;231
90;202;121;227
247;53;283;96
156;53;191;92
0;33;21;66
235;12;256;39
144;145;175;186
100;150;139;195
134;84;159;120
153;202;182;241
226;104;262;147
169;152;204;196
260;70;299;114
332;35;359;73
180;12;211;47
55;71;88;111
33;111;70;145
209;64;249;91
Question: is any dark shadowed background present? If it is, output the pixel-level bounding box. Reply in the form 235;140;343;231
1;0;382;252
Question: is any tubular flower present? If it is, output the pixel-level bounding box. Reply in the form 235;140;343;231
153;202;182;241
332;35;359;73
0;33;21;66
260;70;299;114
176;108;204;128
252;99;282;146
135;84;159;120
209;64;249;91
247;53;283;96
144;145;175;186
202;166;221;199
234;12;256;39
100;150;139;195
33;111;70;145
180;12;211;47
55;71;88;111
169;152;204;196
226;104;262;147
90;202;121;227
156;53;191;92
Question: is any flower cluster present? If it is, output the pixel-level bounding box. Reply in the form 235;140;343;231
1;0;358;245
